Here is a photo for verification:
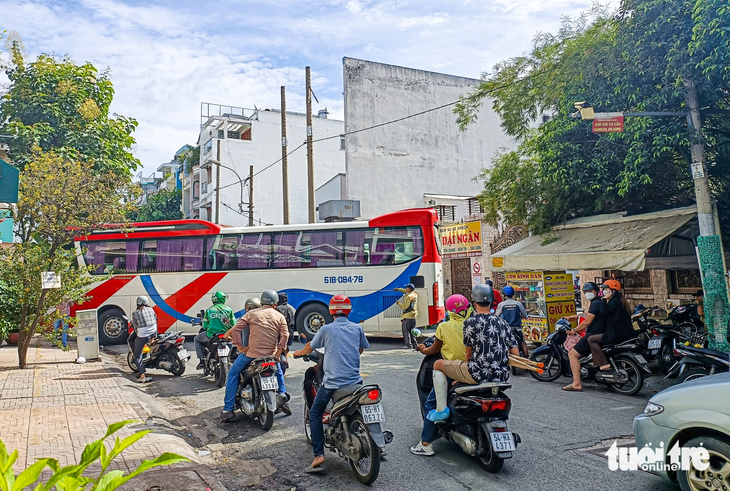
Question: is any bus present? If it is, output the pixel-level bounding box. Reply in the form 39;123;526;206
73;208;444;345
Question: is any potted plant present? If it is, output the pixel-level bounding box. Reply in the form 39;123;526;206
0;280;21;346
5;326;19;346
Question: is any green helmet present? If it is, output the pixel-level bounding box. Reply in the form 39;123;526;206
212;291;228;305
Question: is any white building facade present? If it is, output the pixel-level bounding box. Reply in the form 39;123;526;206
184;104;345;226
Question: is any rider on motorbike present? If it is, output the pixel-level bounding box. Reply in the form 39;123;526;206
194;291;235;370
495;286;529;357
411;294;469;456
427;284;519;422
293;295;370;473
220;290;290;422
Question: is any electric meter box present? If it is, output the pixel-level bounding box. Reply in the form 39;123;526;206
75;309;100;360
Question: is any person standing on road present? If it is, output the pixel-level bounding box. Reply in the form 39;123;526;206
220;290;290;422
131;296;157;383
395;283;419;349
194;291;235;370
496;286;529;357
54;300;71;348
293;295;370;473
561;282;606;392
427;284;519;422
411;294;469;456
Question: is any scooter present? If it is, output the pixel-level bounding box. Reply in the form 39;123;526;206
193;313;232;388
529;319;651;395
666;341;730;384
297;349;393;485
126;328;189;376
416;336;520;473
226;349;281;431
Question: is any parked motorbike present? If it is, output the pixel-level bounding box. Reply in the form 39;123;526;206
666;341;730;384
193;313;231;388
227;349;282;431
297;349;393;485
416;336;520;473
126;328;189;376
632;306;681;375
529;319;651;395
668;303;704;330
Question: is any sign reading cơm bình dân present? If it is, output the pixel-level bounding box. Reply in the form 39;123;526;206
440;221;483;258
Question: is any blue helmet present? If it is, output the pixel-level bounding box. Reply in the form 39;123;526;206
503;286;515;297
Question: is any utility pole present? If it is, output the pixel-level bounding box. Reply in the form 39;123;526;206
281;86;290;224
306;66;315;223
248;165;254;227
684;80;715;236
215;139;221;224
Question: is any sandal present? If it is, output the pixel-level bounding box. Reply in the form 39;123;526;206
136;376;153;383
562;384;583;392
304;465;324;474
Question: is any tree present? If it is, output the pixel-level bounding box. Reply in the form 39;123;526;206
0;32;139;178
455;1;730;237
0;150;132;368
132;188;183;223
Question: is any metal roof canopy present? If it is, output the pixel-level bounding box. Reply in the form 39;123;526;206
491;205;701;272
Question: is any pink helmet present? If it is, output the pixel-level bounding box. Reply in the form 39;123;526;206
445;294;469;314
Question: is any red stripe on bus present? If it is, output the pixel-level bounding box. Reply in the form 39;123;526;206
154;272;228;330
72;276;136;315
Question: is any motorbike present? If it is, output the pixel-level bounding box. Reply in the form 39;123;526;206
666;341;730;384
529;320;651;395
668;302;705;331
193;313;232;388
632;306;681;375
297;349;393;485
416;336;520;473
127;328;189;376
227;348;283;431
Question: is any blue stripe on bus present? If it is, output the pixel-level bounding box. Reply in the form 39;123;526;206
143;258;422;324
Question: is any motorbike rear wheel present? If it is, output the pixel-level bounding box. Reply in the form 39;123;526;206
529;352;562;382
215;359;228;388
170;356;186;377
126;351;138;372
257;407;274;431
349;415;381;485
676;367;710;384
304;405;312;445
608;357;643;395
656;339;676;375
477;443;504;473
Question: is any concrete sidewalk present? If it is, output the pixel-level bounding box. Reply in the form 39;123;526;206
0;337;226;491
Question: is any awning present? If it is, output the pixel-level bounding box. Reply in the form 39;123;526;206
490;205;698;272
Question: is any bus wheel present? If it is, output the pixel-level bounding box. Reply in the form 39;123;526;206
297;304;332;339
98;308;129;345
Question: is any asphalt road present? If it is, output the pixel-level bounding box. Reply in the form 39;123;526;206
105;337;676;491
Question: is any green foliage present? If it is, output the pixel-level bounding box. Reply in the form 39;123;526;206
131;188;183;223
180;146;200;175
0;420;188;491
457;1;730;239
0;35;139;178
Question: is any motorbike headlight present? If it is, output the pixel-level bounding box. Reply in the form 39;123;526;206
643;402;664;417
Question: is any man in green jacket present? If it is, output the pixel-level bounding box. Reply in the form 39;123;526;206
395;283;419;349
195;291;236;370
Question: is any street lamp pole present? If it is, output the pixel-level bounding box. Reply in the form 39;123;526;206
207;159;248;217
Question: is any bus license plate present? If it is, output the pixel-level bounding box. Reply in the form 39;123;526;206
361;403;386;424
217;346;230;357
648;339;662;349
177;349;190;360
261;376;278;391
490;432;515;452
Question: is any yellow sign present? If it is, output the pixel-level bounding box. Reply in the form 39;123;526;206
505;271;543;281
440;221;482;258
546;300;577;330
522;316;548;342
544;273;575;302
491;257;504;268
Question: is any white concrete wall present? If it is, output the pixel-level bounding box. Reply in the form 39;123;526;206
198;110;344;226
343;58;517;219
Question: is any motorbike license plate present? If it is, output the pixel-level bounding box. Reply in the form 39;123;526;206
361;403;386;424
635;354;648;364
490;432;516;452
647;339;662;350
261;376;278;391
217;346;230;357
177;349;190;360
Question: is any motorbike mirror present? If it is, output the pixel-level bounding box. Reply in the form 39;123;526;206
197;310;204;319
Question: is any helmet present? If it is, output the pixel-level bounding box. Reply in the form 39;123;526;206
244;297;262;311
485;279;494;287
136;296;149;306
211;291;228;305
329;294;352;315
471;284;494;304
445;294;469;314
603;279;621;291
261;289;279;306
503;286;515;297
405;283;415;291
278;292;289;305
555;318;571;330
582;282;599;292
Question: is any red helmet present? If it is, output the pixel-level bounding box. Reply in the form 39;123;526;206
329;295;352;315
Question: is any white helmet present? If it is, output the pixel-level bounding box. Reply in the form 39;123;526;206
136;296;149;306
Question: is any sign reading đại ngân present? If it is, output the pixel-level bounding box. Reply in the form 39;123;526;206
440;221;483;258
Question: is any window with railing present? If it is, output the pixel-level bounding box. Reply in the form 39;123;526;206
434;205;456;222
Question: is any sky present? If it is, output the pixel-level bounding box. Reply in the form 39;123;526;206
0;0;591;177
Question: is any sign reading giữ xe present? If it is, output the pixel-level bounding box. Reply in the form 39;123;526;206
440;221;482;258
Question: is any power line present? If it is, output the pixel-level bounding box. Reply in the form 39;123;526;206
221;202;271;225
